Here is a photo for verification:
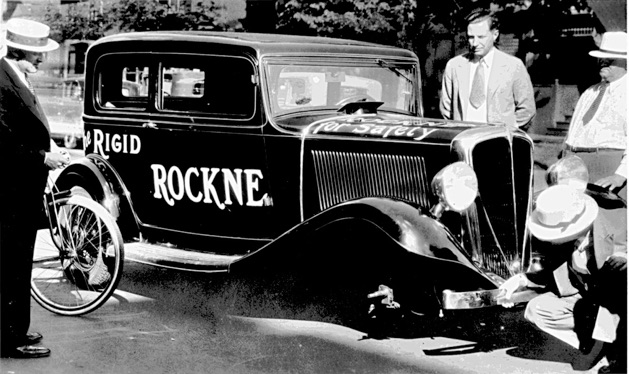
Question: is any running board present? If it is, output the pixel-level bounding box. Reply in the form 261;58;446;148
124;242;242;273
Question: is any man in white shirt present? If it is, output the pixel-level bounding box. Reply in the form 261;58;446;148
564;31;627;200
440;8;536;129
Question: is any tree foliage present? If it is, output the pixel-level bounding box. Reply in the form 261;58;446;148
277;0;415;47
44;0;241;44
44;4;110;41
277;0;594;50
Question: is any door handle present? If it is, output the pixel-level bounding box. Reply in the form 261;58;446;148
142;122;157;129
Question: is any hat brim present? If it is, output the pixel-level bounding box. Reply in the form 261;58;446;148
589;50;627;59
6;39;59;53
529;194;599;244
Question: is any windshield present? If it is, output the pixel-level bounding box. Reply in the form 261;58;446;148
264;58;418;117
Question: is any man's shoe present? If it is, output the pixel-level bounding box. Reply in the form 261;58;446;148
1;345;51;358
598;360;627;373
22;332;43;345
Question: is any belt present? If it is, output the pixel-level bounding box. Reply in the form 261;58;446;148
565;145;623;153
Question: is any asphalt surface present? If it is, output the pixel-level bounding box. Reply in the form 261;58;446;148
2;245;610;374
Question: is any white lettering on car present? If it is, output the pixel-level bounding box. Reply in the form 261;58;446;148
223;168;243;206
150;165;265;209
151;164;175;206
200;167;225;210
244;169;264;207
184;168;203;203
167;167;185;202
311;120;438;140
92;129;142;159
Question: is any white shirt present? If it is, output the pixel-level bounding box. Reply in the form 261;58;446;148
3;57;29;87
465;47;495;123
565;75;627;178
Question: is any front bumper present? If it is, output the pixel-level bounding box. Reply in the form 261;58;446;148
442;288;539;309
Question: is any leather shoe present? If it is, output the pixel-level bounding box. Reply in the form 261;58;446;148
22;332;43;345
1;345;51;358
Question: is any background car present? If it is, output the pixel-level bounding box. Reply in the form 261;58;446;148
37;76;84;149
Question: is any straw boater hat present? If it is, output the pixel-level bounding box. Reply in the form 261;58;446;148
589;31;627;59
529;184;599;244
5;18;59;53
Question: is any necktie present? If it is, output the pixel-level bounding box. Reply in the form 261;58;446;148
581;83;608;125
25;74;36;96
469;60;485;109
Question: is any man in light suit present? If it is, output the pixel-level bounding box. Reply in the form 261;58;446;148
0;18;69;358
440;8;536;129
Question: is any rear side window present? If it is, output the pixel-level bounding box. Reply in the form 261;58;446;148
96;52;256;119
96;53;151;110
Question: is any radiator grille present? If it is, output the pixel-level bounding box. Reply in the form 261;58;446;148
311;150;431;211
466;136;533;280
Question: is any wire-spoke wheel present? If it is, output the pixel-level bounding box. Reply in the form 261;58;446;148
31;195;124;316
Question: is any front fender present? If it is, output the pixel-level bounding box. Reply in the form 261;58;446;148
230;197;498;293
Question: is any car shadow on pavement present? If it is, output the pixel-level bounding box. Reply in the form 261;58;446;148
115;260;606;372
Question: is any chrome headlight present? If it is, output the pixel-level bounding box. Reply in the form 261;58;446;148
431;161;478;214
546;155;588;193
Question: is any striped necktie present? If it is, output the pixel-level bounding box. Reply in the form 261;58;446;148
469;59;485;109
582;83;608;125
25;73;36;96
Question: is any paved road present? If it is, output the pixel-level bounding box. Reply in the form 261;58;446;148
2;257;609;374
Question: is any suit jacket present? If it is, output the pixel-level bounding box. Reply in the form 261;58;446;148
549;207;627;298
0;58;52;220
439;49;536;128
530;207;627;343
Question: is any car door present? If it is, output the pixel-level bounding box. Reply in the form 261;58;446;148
88;49;272;241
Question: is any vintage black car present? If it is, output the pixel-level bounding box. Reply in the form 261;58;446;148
54;31;535;317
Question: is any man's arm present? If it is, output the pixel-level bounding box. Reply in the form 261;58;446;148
512;60;536;128
439;60;455;120
0;86;46;166
595;136;627;191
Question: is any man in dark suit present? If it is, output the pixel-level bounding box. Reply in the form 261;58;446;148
439;8;536;129
501;184;627;373
0;18;69;358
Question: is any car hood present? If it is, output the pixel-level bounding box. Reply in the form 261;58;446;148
273;112;486;145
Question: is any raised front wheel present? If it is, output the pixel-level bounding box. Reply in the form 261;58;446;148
31;195;124;316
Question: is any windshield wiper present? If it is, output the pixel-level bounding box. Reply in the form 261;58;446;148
376;59;413;84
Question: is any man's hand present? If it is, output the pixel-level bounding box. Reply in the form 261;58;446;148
499;273;527;308
595;174;627;192
601;253;627;273
44;151;70;170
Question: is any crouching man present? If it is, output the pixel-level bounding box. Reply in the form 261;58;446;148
500;184;627;373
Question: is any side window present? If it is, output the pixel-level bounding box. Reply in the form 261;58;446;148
96;54;151;110
159;55;255;119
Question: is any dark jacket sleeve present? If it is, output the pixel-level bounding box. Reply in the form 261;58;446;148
523;237;577;287
0;85;47;167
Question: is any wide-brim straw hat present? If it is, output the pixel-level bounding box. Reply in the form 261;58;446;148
5;18;59;53
589;31;627;59
529;185;598;244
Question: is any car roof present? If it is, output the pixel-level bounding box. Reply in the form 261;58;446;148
90;31;417;59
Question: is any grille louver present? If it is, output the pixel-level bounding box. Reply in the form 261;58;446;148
311;150;431;211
